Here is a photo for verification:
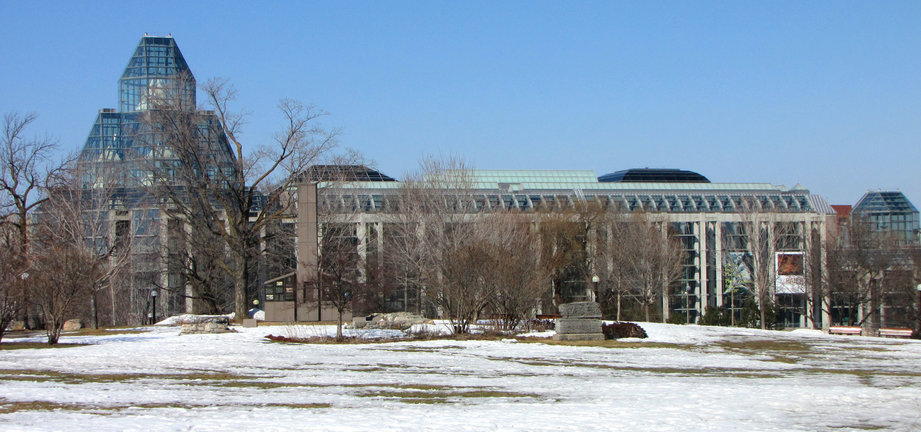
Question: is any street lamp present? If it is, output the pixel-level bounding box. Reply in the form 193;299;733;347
591;275;600;303
150;289;158;325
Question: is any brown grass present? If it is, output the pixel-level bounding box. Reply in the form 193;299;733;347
0;342;85;350
0;397;331;414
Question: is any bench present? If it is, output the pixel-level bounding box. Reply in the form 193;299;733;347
878;328;913;338
828;326;862;336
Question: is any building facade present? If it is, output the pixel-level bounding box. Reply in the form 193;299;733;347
272;168;837;328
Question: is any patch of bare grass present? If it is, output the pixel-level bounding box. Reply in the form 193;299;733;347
490;356;782;379
67;327;148;337
342;366;387;372
0;397;331;414
0;369;271;385
715;339;813;353
517;338;688;350
0;342;85;350
829;423;889;430
256;402;331;409
359;387;539;404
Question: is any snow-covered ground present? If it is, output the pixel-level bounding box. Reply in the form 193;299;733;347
1;322;920;431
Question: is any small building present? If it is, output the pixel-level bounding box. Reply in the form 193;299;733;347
262;272;351;322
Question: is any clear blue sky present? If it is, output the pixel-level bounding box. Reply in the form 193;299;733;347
2;1;919;206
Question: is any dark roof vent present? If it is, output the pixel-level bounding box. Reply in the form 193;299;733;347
299;165;397;182
598;168;710;183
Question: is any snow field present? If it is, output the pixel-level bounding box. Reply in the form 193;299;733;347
0;322;919;431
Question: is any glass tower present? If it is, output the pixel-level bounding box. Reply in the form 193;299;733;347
75;35;236;324
78;35;234;199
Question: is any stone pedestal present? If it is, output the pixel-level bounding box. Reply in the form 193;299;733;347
553;301;604;341
180;316;233;335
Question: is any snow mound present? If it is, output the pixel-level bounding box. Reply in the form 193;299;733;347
155;313;235;326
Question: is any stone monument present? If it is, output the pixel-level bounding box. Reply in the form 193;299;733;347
553;301;604;341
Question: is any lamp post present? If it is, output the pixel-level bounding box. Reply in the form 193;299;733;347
591;275;600;303
150;289;158;325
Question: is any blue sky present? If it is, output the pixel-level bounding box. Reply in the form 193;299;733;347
2;1;919;206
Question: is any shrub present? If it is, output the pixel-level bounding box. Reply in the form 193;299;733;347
739;298;776;329
527;319;555;332
601;322;647;339
699;306;731;326
667;313;688;325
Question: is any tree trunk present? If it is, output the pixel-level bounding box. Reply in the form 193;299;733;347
233;253;247;322
16;218;31;328
91;292;99;329
336;311;344;341
662;286;669;324
616;292;622;321
46;318;62;345
760;294;767;330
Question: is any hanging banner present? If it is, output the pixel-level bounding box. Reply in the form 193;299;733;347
775;252;805;294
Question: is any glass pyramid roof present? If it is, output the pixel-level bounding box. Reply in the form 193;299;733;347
854;191;919;214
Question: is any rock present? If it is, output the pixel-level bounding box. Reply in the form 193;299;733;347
63;319;82;331
601;322;648;339
348;312;429;330
180;316;233;335
242;319;258;328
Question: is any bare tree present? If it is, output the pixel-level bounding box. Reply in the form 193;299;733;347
30;241;95;344
720;211;804;329
0;223;24;342
437;232;500;333
389;156;517;333
907;246;921;335
163;213;232;315
384;159;451;315
594;210;684;323
823;216;908;331
536;201;605;308
803;224;827;329
25;164;138;341
309;163;395;340
147;78;338;320
627;216;683;322
386;156;468;315
742;213;774;329
1;113;61;328
49;166;134;328
316;222;364;340
486;213;546;331
595;210;634;321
